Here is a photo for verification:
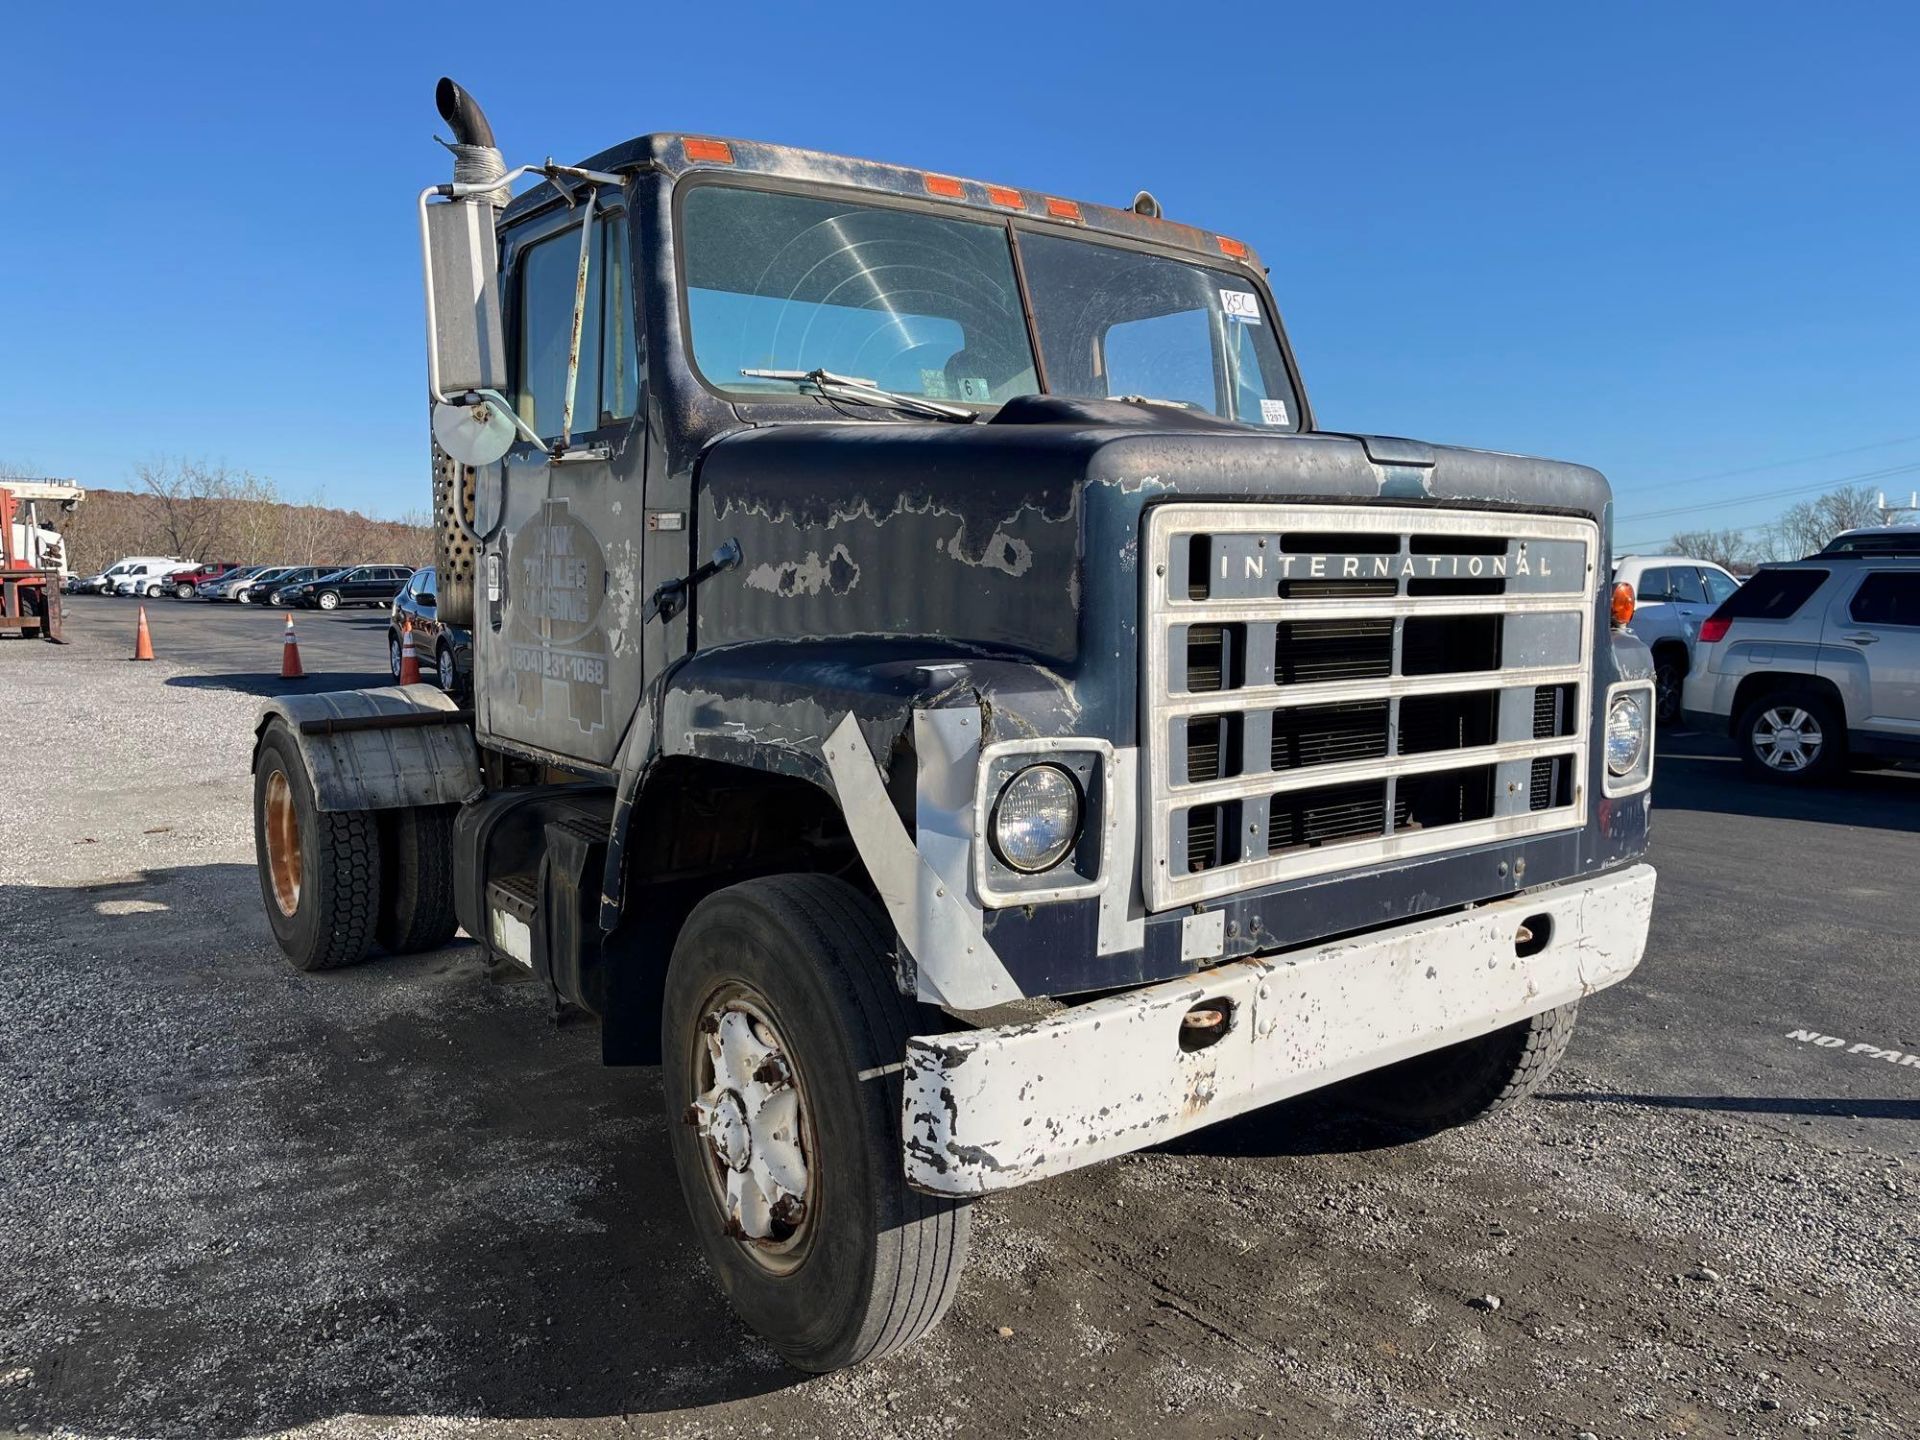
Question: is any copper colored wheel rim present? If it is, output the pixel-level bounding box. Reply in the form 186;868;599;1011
264;769;302;917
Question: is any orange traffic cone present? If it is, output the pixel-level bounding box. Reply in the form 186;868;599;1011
132;606;155;661
281;613;304;679
398;619;422;684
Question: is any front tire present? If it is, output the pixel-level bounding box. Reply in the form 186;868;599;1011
252;724;381;971
146;583;163;598
175;583;195;600
662;875;971;1372
437;642;466;700
317;590;341;611
1737;689;1843;783
1342;1003;1578;1137
388;633;403;681
1652;650;1684;725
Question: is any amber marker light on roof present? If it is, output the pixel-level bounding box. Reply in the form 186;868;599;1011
1045;197;1083;221
923;174;965;199
986;185;1024;209
1217;235;1249;259
683;138;734;164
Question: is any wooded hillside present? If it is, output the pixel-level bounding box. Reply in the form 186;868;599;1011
17;461;434;575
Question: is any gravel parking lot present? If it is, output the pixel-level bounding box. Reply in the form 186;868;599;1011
2;602;1916;1440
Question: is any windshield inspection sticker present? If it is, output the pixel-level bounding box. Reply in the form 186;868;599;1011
1259;398;1291;427
954;376;992;403
1220;289;1261;324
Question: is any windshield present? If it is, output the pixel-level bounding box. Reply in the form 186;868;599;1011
678;185;1298;427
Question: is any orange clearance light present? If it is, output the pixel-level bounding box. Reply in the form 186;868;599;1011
1611;581;1636;627
986;185;1024;209
923;174;965;199
1216;235;1249;259
1045;197;1082;221
683;138;734;165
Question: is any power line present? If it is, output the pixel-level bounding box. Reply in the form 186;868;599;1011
1610;434;1920;497
1615;460;1920;526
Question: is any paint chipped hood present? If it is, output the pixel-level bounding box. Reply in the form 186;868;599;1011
696;396;1614;690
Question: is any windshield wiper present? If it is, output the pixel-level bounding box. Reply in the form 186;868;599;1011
740;368;977;423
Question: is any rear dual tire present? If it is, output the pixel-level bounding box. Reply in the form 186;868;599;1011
252;725;458;970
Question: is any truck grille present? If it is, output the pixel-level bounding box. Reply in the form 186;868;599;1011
1144;504;1596;909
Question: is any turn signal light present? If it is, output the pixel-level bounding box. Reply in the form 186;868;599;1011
1610;581;1636;627
1217;235;1249;259
683;138;734;164
923;174;964;199
1699;616;1730;644
986;185;1024;209
1044;197;1083;221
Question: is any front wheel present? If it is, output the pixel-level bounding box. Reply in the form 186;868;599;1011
316;590;341;611
1340;1003;1579;1137
662;875;971;1372
146;583;163;598
1653;653;1684;725
1738;690;1843;783
237;590;253;604
175;583;195;600
388;633;403;681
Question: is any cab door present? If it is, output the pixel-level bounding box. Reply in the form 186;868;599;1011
1831;570;1920;735
479;195;645;770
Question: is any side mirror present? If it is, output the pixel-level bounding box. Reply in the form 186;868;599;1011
422;197;507;401
418;592;437;608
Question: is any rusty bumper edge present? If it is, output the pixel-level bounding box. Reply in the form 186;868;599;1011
901;864;1657;1196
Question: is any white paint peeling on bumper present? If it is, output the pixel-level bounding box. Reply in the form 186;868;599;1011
903;864;1657;1195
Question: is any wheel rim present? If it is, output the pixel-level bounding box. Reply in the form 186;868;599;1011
320;593;337;610
389;638;402;679
439;648;456;691
1655;663;1680;722
687;986;818;1274
1753;706;1823;771
263;769;302;916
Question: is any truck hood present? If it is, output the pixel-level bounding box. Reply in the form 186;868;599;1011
696;395;1614;675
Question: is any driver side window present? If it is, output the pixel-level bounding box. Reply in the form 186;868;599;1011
514;213;638;439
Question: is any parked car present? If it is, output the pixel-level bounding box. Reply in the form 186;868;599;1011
280;564;414;611
387;566;471;698
1613;555;1742;723
165;562;242;599
235;565;321;604
79;556;190;596
1819;524;1920;557
112;558;199;598
1683;556;1920;782
197;564;275;600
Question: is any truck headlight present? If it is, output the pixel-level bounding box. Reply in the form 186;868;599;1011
1605;692;1648;776
990;764;1081;873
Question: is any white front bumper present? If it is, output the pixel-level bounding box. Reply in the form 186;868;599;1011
902;864;1656;1196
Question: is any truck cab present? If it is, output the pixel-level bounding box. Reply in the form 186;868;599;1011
248;79;1658;1372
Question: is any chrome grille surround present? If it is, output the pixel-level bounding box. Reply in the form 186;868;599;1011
1143;504;1597;910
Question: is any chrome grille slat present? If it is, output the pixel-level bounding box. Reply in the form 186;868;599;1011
1145;504;1596;911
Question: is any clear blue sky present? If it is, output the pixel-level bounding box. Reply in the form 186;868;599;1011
3;2;1915;548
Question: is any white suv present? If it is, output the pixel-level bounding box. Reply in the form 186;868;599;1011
1682;557;1920;782
1612;556;1742;723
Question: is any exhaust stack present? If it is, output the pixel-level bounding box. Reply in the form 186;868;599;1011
434;76;510;210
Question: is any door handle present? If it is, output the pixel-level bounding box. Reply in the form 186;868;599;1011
1844;632;1879;645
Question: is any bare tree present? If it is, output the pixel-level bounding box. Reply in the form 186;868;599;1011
1667;527;1755;571
1765;483;1882;560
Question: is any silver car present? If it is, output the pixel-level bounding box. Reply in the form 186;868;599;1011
1613;555;1742;723
1682;556;1920;782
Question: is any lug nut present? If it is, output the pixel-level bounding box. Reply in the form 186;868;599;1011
698;1014;721;1035
771;1194;808;1229
753;1056;791;1086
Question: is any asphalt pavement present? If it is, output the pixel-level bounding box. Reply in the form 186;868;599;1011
2;601;1914;1439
